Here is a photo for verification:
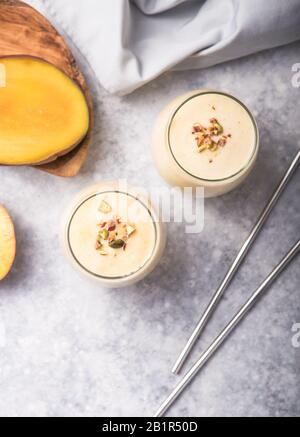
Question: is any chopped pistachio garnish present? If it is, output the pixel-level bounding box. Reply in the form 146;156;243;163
95;240;103;250
109;239;126;249
99;200;112;214
209;118;223;135
96;215;136;255
126;225;136;237
99;229;109;240
192;117;230;155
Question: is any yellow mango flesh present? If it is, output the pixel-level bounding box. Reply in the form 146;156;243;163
0;205;16;280
0;57;89;165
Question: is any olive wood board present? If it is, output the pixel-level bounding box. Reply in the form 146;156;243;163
0;0;94;177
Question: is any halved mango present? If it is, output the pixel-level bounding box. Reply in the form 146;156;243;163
0;56;89;165
0;205;16;280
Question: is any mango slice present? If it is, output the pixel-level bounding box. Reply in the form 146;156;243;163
0;56;89;165
0;205;16;280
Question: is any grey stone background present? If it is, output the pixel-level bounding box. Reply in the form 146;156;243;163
0;2;299;417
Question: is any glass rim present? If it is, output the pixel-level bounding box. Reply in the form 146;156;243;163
66;190;158;281
167;90;259;183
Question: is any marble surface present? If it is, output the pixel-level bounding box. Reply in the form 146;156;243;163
0;3;300;418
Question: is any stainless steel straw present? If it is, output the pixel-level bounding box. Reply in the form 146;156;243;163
172;150;300;374
155;238;300;417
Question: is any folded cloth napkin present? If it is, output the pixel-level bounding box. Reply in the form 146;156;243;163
30;0;300;95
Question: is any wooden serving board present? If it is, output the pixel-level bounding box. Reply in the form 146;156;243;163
0;0;94;177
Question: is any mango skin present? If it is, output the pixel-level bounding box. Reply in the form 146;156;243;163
0;56;90;165
0;205;16;281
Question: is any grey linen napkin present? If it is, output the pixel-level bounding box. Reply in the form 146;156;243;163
31;0;300;94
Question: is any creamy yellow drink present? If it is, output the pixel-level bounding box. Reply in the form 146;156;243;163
61;182;166;287
152;90;259;197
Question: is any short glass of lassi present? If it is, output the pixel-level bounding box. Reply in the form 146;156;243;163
152;90;259;197
61;182;166;288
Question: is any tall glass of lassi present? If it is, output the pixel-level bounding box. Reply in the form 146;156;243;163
152;90;259;197
61;182;166;288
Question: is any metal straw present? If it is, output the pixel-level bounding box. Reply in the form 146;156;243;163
172;150;300;374
155;239;300;417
